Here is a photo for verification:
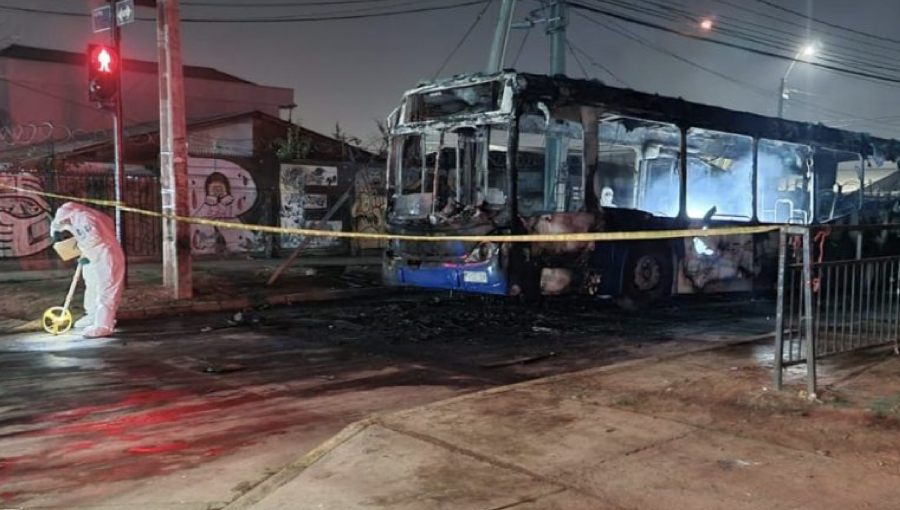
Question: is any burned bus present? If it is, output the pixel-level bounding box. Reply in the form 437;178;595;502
382;71;900;303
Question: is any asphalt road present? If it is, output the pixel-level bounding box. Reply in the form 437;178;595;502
0;291;776;509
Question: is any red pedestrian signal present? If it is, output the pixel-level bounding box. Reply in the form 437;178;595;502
87;44;119;103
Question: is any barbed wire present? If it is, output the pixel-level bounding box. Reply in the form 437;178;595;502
0;121;381;168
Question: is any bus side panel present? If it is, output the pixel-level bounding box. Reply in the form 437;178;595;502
675;231;778;294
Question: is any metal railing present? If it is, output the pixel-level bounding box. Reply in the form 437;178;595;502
774;224;900;396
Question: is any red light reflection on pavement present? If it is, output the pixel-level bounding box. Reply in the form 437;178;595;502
34;393;259;438
126;442;189;454
1;385;316;507
41;390;187;424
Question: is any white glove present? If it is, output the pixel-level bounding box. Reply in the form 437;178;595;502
50;218;70;237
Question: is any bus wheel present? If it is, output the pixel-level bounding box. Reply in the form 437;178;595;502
617;248;672;310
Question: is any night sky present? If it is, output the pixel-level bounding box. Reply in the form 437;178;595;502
4;0;900;148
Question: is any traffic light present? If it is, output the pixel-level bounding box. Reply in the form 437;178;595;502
87;44;119;104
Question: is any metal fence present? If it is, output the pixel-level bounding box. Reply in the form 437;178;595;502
774;224;900;395
46;172;162;259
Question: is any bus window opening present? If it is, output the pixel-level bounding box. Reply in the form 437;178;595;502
516;113;585;216
686;128;753;222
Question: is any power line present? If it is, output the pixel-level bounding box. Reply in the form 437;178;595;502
568;1;900;87
711;0;900;62
431;0;492;79
0;76;112;117
183;0;415;6
699;1;900;75
593;0;900;77
0;4;84;18
565;40;590;79
571;6;900;135
186;0;487;23
565;38;628;87
0;0;486;23
186;0;465;21
753;0;900;47
511;24;531;67
589;0;900;95
574;11;771;98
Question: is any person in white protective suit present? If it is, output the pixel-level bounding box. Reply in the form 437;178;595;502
50;202;125;338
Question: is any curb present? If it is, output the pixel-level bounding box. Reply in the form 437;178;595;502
1;287;397;335
216;331;777;509
384;331;778;420
116;287;396;322
221;418;377;510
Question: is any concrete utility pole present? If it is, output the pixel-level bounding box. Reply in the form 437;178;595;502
548;0;567;76
776;77;787;118
157;0;192;299
777;44;817;119
486;0;516;73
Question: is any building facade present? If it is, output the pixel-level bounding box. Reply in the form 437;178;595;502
0;46;382;267
0;44;295;143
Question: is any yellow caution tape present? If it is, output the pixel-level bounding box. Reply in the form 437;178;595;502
1;183;780;242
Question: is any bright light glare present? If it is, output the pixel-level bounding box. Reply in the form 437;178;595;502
800;43;817;57
700;18;713;30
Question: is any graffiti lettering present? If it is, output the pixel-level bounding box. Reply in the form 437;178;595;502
0;173;52;258
352;166;387;250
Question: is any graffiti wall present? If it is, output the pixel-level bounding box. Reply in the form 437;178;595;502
0;173;52;258
352;166;387;251
189;158;265;255
279;164;345;251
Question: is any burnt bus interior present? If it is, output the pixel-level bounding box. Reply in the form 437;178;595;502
385;73;900;300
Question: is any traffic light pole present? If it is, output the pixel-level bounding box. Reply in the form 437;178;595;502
110;0;126;248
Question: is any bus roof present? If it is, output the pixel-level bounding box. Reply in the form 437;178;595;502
407;71;900;161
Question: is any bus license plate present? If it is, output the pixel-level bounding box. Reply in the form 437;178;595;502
463;271;488;284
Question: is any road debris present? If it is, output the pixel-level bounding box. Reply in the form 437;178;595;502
200;363;247;374
480;352;558;369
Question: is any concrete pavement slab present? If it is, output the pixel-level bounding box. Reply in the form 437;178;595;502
537;358;726;404
496;489;613;510
231;339;900;510
247;423;568;510
585;429;900;510
380;385;696;478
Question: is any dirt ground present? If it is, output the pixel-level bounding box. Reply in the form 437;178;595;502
257;292;900;484
551;344;900;480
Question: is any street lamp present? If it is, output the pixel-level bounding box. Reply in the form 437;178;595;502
777;43;818;118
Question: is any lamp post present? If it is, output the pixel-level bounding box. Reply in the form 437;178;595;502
777;43;817;118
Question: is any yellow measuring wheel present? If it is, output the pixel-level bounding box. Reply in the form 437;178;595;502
42;264;83;336
43;306;74;335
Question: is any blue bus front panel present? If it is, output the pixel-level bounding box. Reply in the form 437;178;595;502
383;257;509;295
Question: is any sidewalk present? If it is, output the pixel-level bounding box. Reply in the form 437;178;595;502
0;255;384;334
231;338;900;510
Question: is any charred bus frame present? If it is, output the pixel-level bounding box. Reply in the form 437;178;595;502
382;71;900;303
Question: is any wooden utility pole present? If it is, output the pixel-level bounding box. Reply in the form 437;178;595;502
157;0;192;299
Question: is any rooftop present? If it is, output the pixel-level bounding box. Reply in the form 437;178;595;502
0;44;253;84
